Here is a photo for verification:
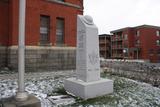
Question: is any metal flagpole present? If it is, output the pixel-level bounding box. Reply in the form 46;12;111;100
15;0;28;101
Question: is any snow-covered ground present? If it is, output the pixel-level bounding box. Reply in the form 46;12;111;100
0;71;160;107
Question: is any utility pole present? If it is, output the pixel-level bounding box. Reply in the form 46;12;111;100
15;0;28;101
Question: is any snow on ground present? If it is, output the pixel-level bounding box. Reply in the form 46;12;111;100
0;71;160;107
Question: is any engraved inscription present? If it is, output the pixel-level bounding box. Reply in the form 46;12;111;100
88;51;99;65
78;29;86;49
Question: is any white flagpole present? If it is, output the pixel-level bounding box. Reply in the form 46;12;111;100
15;0;28;101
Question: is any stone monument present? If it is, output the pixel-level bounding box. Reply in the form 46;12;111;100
64;15;113;99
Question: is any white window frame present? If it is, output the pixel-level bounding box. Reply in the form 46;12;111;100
124;34;128;40
136;30;140;37
156;40;160;46
156;30;160;36
136;40;140;45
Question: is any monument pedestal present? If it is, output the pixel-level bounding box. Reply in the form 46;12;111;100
65;78;113;99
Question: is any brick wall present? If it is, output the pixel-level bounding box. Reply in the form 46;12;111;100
138;27;160;63
0;1;9;46
0;0;81;71
8;0;82;46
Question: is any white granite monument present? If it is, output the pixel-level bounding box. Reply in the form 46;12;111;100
64;15;113;99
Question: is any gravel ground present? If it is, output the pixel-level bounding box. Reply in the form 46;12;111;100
0;70;160;107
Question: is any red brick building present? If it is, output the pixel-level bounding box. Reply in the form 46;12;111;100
0;0;83;70
99;34;111;59
111;25;160;63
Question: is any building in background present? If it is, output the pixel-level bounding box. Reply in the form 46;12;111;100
99;34;111;59
0;0;83;71
111;25;160;63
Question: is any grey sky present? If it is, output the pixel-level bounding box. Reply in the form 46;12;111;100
84;0;160;34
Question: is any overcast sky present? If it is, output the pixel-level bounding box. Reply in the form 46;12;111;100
84;0;160;34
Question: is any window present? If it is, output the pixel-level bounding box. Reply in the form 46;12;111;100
135;40;140;45
136;30;140;36
40;15;50;44
123;48;128;57
156;40;160;46
56;18;64;46
156;30;160;36
124;34;128;40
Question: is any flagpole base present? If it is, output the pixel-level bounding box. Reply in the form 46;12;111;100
15;91;29;101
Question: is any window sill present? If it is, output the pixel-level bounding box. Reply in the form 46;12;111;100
38;42;52;46
55;43;68;47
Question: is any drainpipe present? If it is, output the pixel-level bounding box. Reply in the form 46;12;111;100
15;0;28;101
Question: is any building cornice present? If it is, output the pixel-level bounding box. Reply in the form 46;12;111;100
46;0;81;9
110;27;131;33
134;24;160;29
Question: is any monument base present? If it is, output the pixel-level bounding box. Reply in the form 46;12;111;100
2;95;41;107
64;78;113;99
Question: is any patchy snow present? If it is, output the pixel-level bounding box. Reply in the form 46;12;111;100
0;71;160;107
111;77;160;107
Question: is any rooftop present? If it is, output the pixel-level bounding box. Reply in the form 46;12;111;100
110;24;160;33
99;34;112;37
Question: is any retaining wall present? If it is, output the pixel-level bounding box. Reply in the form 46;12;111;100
102;60;160;87
0;46;7;68
7;46;76;71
